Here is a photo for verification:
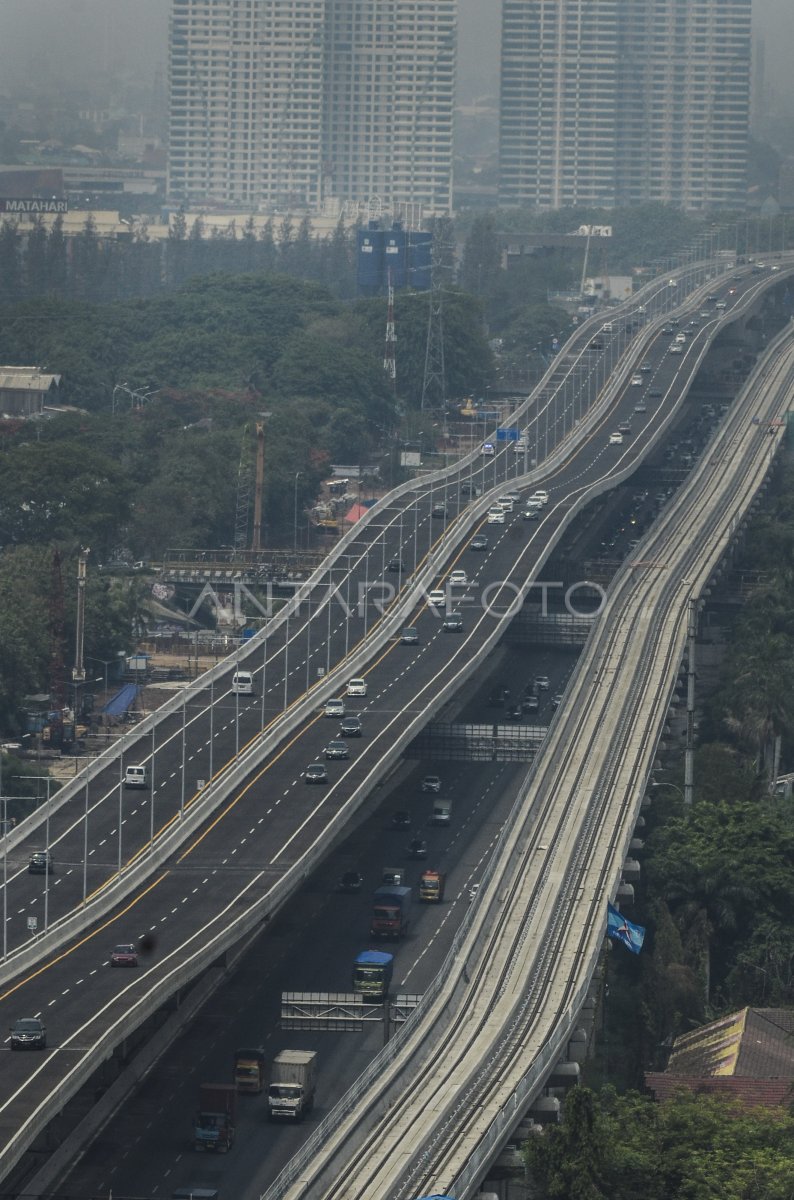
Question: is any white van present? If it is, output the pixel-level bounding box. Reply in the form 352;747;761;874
124;765;149;789
232;670;254;695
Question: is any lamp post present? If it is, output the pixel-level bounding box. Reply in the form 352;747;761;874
293;471;303;552
14;774;53;931
649;779;688;805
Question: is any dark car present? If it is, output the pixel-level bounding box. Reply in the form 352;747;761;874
431;503;447;519
639;361;652;372
617;422;632;435
110;943;138;968
337;870;363;894
442;611;464;632
406;837;428;860
339;716;362;737
488;685;510;706
325;740;350;760
9;1018;46;1050
506;703;523;721
28;851;54;875
469;533;489;551
420;774;442;793
305;763;328;784
400;626;420;645
391;810;412;829
522;693;540;714
386;558;405;573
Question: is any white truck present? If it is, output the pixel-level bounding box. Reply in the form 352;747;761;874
267;1050;317;1121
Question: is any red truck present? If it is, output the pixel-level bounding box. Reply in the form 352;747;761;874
370;885;411;939
193;1083;237;1152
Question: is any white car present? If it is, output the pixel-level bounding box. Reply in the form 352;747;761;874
487;507;505;524
669;343;683;355
530;490;549;505
608;431;624;446
513;438;528;453
502;491;521;504
346;678;367;697
630;374;643;386
427;589;447;606
524;497;543;511
675;332;687;343
481;442;495;456
497;497;514;512
448;569;468;586
324;698;345;718
601;322;613;332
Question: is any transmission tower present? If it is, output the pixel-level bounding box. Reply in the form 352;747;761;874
420;232;454;415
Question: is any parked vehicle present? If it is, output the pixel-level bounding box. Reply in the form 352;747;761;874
193;1084;237;1152
267;1050;317;1121
370;884;412;939
429;798;452;826
234;1047;266;1093
418;869;445;902
352;949;394;1001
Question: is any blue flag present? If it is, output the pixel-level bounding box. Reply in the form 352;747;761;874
607;902;645;955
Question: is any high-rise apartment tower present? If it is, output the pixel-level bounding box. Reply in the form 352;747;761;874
499;0;752;211
168;0;456;216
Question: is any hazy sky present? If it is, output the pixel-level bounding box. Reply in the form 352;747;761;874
0;0;791;105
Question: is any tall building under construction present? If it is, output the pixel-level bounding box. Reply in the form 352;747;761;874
167;0;456;217
499;0;752;211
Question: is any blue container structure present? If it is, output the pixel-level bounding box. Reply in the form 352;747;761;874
356;221;433;295
357;223;384;296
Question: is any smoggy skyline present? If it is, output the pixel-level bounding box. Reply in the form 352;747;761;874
0;1;791;114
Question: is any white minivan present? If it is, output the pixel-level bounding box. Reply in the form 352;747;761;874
232;670;254;695
124;765;149;789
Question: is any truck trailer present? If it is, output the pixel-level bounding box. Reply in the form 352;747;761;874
370;884;411;939
193;1083;237;1152
267;1050;318;1121
352;950;394;1001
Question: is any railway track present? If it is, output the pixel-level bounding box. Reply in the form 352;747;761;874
264;335;794;1200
